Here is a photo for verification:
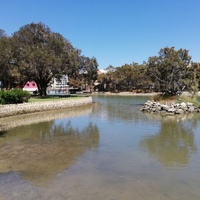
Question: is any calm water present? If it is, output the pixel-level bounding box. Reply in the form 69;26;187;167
0;95;200;200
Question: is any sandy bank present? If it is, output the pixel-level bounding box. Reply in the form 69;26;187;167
93;91;200;96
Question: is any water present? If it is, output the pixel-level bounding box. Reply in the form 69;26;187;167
0;95;200;200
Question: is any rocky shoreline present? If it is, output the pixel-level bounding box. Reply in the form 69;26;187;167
140;100;200;115
0;97;93;118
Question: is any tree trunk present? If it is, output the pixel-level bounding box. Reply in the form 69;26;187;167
35;80;48;96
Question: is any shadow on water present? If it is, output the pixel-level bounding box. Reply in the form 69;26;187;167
0;131;6;137
140;114;198;166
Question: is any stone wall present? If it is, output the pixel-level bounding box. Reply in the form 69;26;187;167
140;100;200;115
0;97;93;118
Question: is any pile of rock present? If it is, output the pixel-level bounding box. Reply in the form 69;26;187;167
140;100;200;115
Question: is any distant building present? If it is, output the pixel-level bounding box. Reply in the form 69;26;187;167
97;69;108;74
23;81;38;93
47;75;69;94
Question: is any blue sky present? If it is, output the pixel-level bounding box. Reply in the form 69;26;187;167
1;0;200;69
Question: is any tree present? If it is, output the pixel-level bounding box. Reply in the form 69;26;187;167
0;29;6;37
104;63;152;93
147;47;192;96
185;62;200;96
81;56;98;92
0;31;16;89
12;22;75;96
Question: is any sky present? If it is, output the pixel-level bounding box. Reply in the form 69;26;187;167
1;0;200;69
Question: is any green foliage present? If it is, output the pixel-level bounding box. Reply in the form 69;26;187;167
12;22;72;96
147;47;192;95
97;63;152;93
0;89;30;104
177;96;200;107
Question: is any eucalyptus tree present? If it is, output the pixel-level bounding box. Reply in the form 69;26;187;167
185;62;200;96
0;29;6;37
0;30;16;89
147;47;192;95
113;64;135;91
81;56;98;91
96;72;108;91
12;22;75;96
105;65;117;92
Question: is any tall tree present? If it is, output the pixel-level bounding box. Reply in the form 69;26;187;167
13;22;74;96
0;30;16;89
0;29;6;37
147;47;192;95
185;62;200;96
81;56;98;92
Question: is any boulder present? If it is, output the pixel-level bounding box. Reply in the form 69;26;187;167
175;109;185;114
161;105;170;111
140;100;200;115
180;102;187;109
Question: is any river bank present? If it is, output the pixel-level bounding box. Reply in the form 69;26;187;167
0;96;93;118
93;91;200;96
0;104;93;132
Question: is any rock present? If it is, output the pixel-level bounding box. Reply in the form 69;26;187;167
140;100;200;115
188;106;195;112
168;108;176;113
175;109;185;114
0;97;93;118
180;102;187;109
161;105;170;111
145;101;153;106
186;102;194;106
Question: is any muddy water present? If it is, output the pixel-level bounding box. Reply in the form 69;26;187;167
0;95;200;200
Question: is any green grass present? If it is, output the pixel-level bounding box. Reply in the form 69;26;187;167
152;94;200;107
29;96;85;103
177;96;200;107
151;94;177;102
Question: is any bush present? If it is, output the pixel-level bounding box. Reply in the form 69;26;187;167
178;96;200;107
0;89;30;104
152;94;177;102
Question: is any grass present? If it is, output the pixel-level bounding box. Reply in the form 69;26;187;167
152;94;200;107
28;96;85;103
151;94;177;103
177;96;200;107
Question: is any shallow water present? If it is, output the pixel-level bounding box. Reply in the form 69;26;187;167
0;95;200;200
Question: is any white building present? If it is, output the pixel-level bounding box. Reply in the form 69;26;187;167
47;75;69;94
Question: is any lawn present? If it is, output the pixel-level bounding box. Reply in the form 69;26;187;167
29;96;84;103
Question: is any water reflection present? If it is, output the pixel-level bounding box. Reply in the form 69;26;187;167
0;121;99;186
92;95;149;122
0;104;93;131
141;115;198;166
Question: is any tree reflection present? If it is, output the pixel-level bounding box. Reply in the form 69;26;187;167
141;116;197;166
0;121;99;185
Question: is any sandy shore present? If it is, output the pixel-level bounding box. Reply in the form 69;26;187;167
93;91;200;96
93;92;159;96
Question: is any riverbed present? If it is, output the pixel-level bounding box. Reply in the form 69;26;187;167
0;95;200;200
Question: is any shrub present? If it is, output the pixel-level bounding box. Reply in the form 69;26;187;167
0;89;30;104
152;94;177;102
177;96;200;107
